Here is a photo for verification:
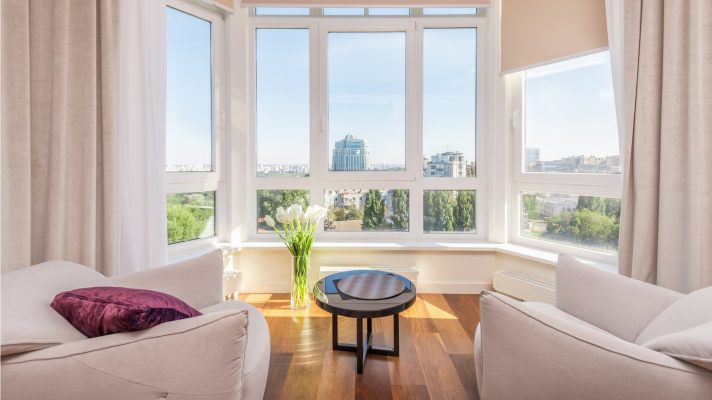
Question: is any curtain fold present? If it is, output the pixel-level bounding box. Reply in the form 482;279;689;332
1;0;119;275
116;0;167;275
619;0;712;292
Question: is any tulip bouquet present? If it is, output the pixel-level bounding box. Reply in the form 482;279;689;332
265;204;327;309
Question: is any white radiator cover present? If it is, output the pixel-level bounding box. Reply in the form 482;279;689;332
493;269;556;305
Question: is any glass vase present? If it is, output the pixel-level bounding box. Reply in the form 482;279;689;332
291;255;311;310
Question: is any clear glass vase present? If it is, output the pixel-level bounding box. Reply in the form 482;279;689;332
291;255;311;310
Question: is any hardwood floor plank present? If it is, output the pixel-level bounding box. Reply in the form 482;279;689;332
413;333;471;400
355;354;393;400
391;385;432;400
250;294;480;400
450;354;479;400
443;294;480;342
418;294;474;355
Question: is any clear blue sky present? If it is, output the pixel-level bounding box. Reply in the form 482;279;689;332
166;8;212;169
525;51;619;161
167;13;618;169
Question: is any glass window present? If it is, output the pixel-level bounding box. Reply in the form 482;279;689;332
256;190;310;233
256;29;310;177
325;189;409;232
520;192;620;251
423;190;476;233
167;192;216;244
368;8;409;16
323;8;365;16
423;28;477;178
524;52;619;174
328;32;406;172
422;8;478;15
166;8;212;172
254;7;310;16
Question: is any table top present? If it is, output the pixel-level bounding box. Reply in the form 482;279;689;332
313;270;416;318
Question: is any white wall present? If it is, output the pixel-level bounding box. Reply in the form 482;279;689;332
234;248;553;294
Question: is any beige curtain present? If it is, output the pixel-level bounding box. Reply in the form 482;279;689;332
619;0;712;293
1;0;119;275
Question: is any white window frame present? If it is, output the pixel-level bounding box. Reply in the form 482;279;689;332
507;66;622;263
246;10;490;242
166;0;227;252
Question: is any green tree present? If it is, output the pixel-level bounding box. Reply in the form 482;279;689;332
545;208;619;248
362;190;385;230
576;196;606;214
391;189;409;230
423;191;435;232
344;205;364;221
454;191;475;231
434;191;454;231
522;193;542;219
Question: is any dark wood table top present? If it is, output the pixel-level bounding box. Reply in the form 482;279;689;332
313;270;416;318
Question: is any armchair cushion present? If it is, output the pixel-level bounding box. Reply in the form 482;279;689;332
636;286;712;344
643;321;712;371
1;261;112;355
51;287;202;337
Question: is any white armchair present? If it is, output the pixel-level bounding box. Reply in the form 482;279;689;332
1;250;270;400
475;255;712;400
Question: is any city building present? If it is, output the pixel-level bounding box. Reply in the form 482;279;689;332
424;151;467;177
331;133;371;171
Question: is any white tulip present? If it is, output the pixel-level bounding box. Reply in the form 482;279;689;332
307;205;327;225
288;204;304;224
264;215;276;228
276;207;288;224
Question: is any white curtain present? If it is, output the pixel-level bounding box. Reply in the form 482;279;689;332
605;0;625;164
117;0;167;274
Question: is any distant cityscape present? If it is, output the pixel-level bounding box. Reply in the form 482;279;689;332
525;148;620;174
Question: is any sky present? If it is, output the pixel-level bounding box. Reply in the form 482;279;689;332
166;7;213;169
525;51;619;161
166;10;618;170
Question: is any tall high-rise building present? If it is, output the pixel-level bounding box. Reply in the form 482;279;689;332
331;133;371;171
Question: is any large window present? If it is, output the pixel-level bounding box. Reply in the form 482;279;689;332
511;51;621;259
328;32;406;172
256;28;310;177
166;1;224;247
249;9;485;239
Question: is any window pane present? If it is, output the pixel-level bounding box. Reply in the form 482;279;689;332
254;7;310;16
422;8;478;15
166;8;212;172
256;190;310;233
368;8;409;16
328;32;406;172
323;8;365;16
524;52;620;174
325;189;409;232
167;192;215;244
520;192;620;251
423;190;476;233
423;28;477;177
256;29;310;177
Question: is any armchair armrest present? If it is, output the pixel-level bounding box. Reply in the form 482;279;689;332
1;310;249;400
556;254;682;342
110;250;224;309
479;291;712;400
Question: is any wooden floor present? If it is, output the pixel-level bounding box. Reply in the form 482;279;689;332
240;293;481;400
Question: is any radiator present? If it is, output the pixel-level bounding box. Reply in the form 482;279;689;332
493;269;556;304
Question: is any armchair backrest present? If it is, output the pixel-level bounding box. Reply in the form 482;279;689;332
556;255;682;342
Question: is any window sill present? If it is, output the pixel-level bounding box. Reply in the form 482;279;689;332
167;240;616;274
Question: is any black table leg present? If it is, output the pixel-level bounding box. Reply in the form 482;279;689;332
356;317;364;374
331;313;401;374
332;314;338;350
